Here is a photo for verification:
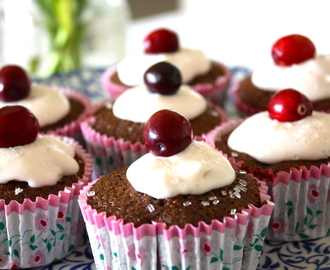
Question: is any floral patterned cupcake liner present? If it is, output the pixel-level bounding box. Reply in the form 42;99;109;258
204;119;330;241
0;136;93;269
78;178;274;269
43;87;93;145
80;116;148;178
101;62;232;107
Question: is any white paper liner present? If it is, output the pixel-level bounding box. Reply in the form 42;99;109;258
0;136;93;268
79;178;274;269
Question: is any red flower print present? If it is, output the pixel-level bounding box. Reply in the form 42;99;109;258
307;184;320;204
35;213;49;232
28;250;46;267
270;217;287;234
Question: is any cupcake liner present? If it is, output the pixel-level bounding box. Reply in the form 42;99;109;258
43;87;93;145
101;62;232;107
266;166;330;241
204;120;330;241
0;136;93;269
231;81;263;118
80;115;148;178
79;178;274;269
101;66;128;100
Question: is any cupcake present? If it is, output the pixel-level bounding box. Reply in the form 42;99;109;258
0;65;92;143
79;109;274;269
83;61;228;177
101;28;232;106
0;105;93;268
232;34;330;116
206;88;330;241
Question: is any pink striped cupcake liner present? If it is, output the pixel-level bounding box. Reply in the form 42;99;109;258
78;177;273;269
101;61;232;107
205;119;330;241
0;136;93;269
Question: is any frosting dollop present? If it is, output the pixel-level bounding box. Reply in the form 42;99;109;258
0;84;70;127
127;140;235;199
251;54;330;101
117;48;211;86
112;84;207;123
0;136;79;187
228;111;330;164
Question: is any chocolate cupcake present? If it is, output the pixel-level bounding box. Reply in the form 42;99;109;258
0;105;93;268
101;28;231;106
79;110;274;269
206;89;330;241
0;65;92;143
232;34;330;116
83;62;228;177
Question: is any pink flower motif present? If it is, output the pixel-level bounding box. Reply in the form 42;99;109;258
56;205;67;226
176;240;194;259
95;234;107;249
307;184;320;204
35;214;49;232
7;261;20;269
200;238;212;257
28;250;46;267
127;243;148;264
0;256;8;267
270;217;287;234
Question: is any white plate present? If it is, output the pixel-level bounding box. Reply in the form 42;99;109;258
35;67;330;270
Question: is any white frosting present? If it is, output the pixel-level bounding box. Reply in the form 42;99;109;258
116;48;211;86
251;54;330;101
228;111;330;164
112;84;207;123
0;136;79;188
0;84;70;127
127;141;235;199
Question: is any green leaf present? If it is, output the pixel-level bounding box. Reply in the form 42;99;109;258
316;210;323;216
261;227;268;237
306;206;313;215
255;245;263;252
8;240;12;247
210;257;219;264
285;201;293;206
299;233;310;239
47;242;52;252
219;249;224;261
50;229;56;236
66;217;72;222
100;254;104;260
170;267;179;270
295;222;300;233
29;245;38;251
0;222;4;231
68;245;75;252
30;234;36;243
309;224;318;230
113;252;118;258
327;228;330;236
14;249;19;258
287;208;293;218
234;245;242;250
60;234;65;240
56;224;65;231
303;216;308;225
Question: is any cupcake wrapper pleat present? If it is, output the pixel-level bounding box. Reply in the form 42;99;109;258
0;136;93;269
79;178;274;270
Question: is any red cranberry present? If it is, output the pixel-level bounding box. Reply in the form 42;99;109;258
271;34;316;66
143;109;193;157
268;88;313;122
0;105;39;148
143;28;179;54
0;65;31;101
144;62;182;95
